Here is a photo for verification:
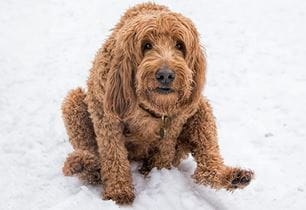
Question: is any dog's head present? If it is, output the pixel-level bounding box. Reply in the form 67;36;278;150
105;12;206;119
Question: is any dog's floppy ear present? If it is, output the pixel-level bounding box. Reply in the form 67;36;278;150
190;46;206;103
183;43;206;107
178;17;206;107
104;32;137;119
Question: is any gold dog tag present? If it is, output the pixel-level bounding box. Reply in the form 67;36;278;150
160;127;165;138
160;115;167;139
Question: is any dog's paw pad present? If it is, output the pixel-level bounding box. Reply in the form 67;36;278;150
228;169;254;190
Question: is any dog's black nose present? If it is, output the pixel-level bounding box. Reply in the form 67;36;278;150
155;68;175;85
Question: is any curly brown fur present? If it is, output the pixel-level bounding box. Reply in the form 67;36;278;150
61;2;254;204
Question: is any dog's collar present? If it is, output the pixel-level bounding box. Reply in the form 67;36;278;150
139;104;165;119
139;104;173;139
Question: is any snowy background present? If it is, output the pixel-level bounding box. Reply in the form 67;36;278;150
1;0;306;209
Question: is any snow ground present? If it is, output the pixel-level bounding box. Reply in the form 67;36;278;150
1;0;306;209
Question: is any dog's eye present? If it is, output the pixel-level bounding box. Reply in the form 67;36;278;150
142;42;153;53
175;41;185;52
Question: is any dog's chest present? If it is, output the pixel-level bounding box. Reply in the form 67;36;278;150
123;114;164;144
122;108;193;160
123;109;186;146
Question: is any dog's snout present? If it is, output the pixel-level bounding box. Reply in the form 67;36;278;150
155;68;175;85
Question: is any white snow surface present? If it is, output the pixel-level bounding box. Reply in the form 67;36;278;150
1;0;306;209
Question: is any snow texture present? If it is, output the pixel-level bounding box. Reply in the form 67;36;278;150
1;0;306;209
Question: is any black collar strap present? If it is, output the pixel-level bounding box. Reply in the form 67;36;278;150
139;104;166;119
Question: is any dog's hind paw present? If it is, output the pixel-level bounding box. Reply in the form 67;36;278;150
62;153;84;176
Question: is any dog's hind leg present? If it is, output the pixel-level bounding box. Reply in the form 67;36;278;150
62;88;100;183
62;88;97;153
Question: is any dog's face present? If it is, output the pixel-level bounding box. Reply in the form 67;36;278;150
105;12;206;118
136;25;193;113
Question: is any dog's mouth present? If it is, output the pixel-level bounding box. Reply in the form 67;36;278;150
155;87;174;94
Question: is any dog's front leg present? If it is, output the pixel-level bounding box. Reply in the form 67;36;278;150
93;114;135;204
139;139;175;176
152;137;177;169
139;126;182;175
186;97;254;191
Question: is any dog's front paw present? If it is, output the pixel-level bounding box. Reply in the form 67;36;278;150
226;168;254;191
103;185;135;205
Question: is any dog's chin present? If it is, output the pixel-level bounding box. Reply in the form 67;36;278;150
138;87;178;106
138;88;180;114
151;88;178;106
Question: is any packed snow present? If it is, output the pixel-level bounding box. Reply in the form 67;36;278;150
1;0;306;209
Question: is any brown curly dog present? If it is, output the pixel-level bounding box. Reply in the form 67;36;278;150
62;2;254;204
